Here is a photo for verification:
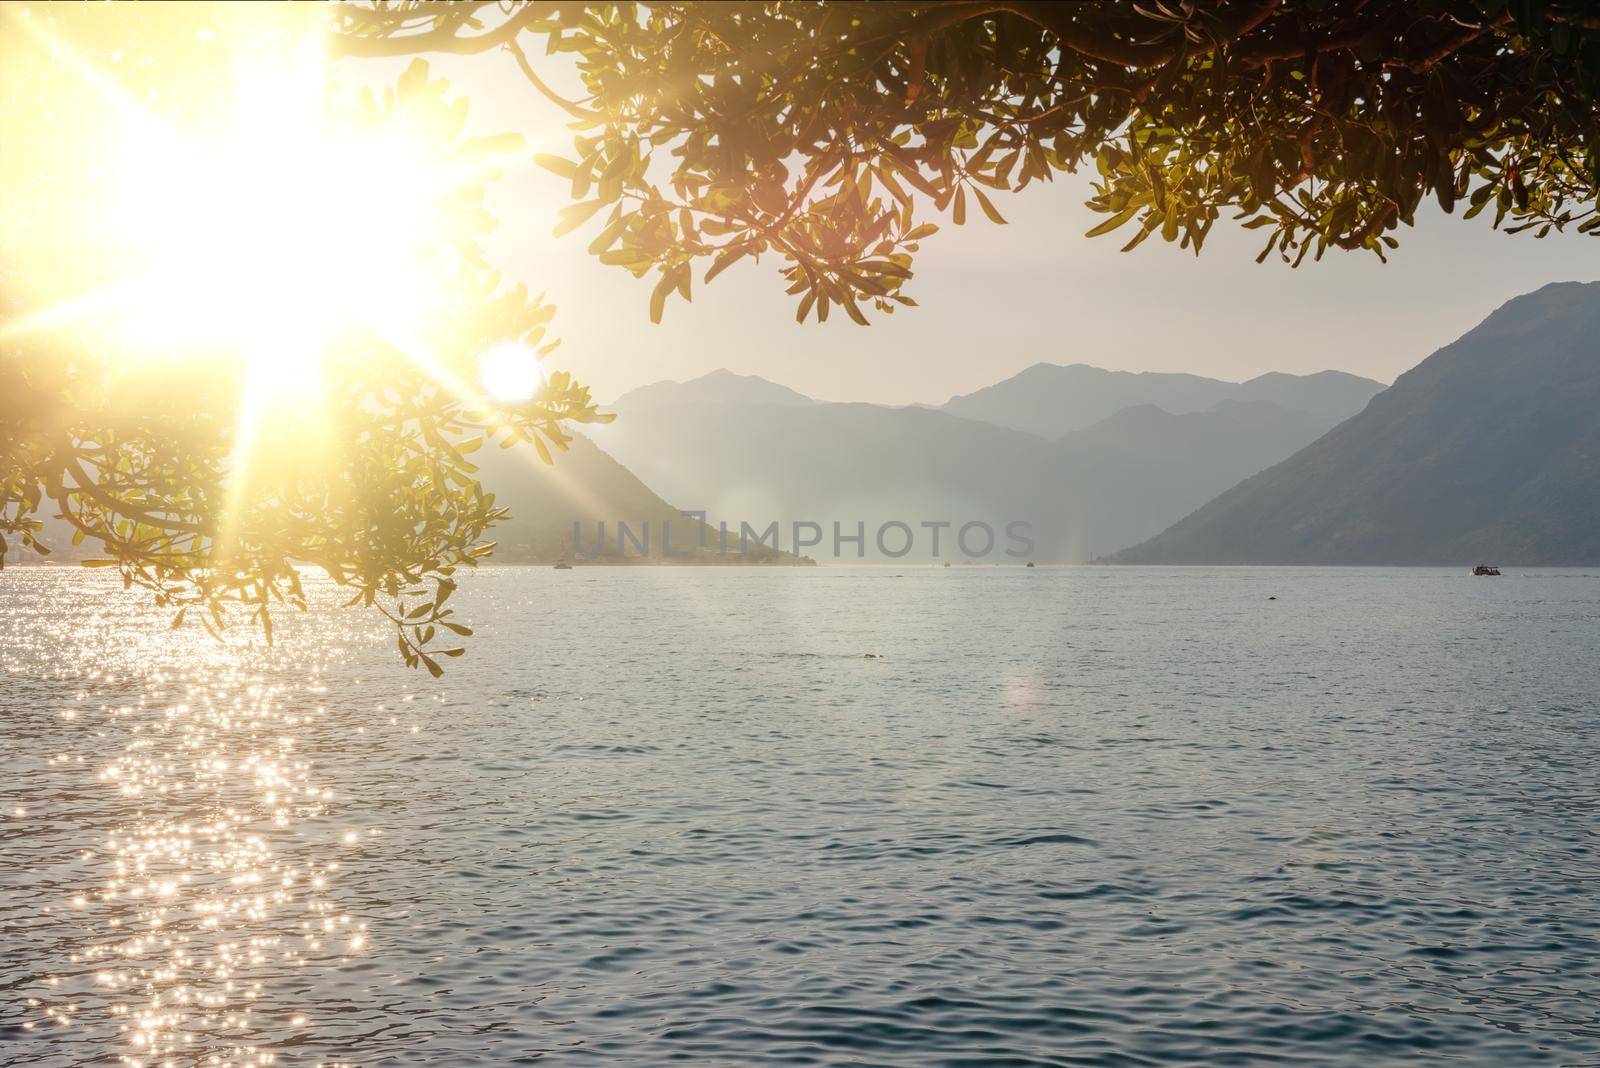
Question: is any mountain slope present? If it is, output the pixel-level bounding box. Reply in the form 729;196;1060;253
1013;400;1345;561
939;363;1385;438
1111;281;1600;565
589;400;1043;550
473;433;800;563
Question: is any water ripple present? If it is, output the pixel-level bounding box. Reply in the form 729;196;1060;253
2;566;1598;1065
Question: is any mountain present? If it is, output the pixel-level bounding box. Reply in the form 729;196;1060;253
1233;370;1392;423
610;368;815;410
593;372;1367;561
939;363;1386;438
1;357;1389;569
468;433;803;564
1111;282;1600;565
1013;399;1343;561
589;399;1043;555
942;364;1235;436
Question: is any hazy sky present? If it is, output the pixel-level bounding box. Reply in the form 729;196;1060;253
351;51;1597;408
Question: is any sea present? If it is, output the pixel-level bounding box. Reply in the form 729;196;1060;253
2;565;1597;1066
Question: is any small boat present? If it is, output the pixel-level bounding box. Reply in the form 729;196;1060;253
1471;564;1501;576
553;561;573;570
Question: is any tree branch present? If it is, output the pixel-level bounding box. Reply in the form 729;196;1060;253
58;453;213;536
995;2;1180;66
997;0;1281;68
330;2;552;59
1398;13;1511;73
505;36;598;119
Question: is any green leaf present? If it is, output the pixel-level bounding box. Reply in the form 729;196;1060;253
972;187;1007;225
534;153;579;179
1085;206;1140;238
1120;220;1156;252
553;199;607;237
704;244;752;284
587;214;629;255
649;271;673;323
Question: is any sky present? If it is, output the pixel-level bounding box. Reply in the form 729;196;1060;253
348;50;1597;409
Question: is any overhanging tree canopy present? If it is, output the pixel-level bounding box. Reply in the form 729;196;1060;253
336;0;1598;324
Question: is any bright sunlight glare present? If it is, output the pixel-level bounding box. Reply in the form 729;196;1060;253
1;2;556;568
112;43;438;406
0;4;515;417
479;342;546;403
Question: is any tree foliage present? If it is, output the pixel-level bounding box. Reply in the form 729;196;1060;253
2;279;608;677
1;8;608;675
336;0;1598;323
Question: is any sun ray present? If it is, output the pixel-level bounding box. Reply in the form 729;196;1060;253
3;3;557;576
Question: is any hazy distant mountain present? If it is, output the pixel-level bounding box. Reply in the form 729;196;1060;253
942;364;1234;436
1112;281;1600;565
1232;371;1392;423
611;368;816;410
1016;400;1343;560
472;433;802;564
590;399;1042;554
594;370;1362;561
940;363;1385;437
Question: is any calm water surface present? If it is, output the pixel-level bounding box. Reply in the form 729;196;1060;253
2;566;1598;1066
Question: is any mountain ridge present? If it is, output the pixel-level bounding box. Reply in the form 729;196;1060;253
1110;281;1600;565
592;367;1379;560
611;368;815;410
939;363;1387;438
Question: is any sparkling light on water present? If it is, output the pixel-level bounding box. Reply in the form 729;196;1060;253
25;688;355;1066
1;570;411;1067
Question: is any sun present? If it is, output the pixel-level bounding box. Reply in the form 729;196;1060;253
0;2;575;577
479;342;547;403
106;43;447;412
0;4;513;421
0;0;560;564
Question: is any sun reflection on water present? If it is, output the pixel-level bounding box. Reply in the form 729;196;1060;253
3;571;406;1068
